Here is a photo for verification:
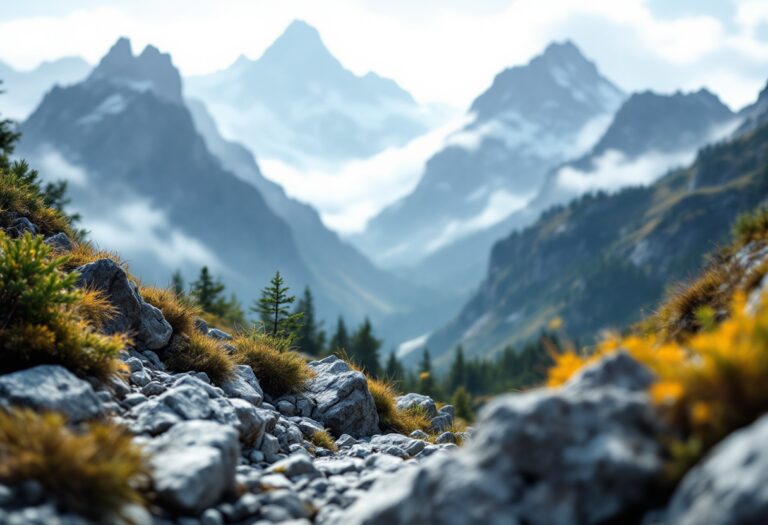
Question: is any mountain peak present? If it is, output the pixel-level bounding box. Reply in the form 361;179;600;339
258;19;338;68
88;37;182;104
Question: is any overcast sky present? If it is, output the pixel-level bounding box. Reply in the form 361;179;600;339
1;0;767;110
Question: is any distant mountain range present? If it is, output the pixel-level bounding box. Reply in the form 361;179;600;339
0;57;91;119
185;20;449;168
15;37;458;347
352;42;625;278
425;80;768;367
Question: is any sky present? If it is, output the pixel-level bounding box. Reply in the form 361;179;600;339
1;0;767;111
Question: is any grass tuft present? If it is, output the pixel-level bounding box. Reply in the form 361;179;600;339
232;332;313;397
732;207;768;248
164;330;235;384
0;161;73;238
59;241;125;273
367;376;432;434
0;408;149;520
310;429;338;452
0;232;127;381
140;286;199;336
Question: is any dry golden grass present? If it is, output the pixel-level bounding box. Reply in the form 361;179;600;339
310;429;338;452
232;333;313;397
74;288;117;330
140;286;199;336
164;331;235;384
0;233;128;381
646;266;732;342
0;408;149;520
59;241;125;273
0;162;74;238
367;377;432;435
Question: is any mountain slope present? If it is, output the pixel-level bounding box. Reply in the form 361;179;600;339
354;41;625;271
0;57;91;120
17;38;311;309
427;92;768;365
185;20;442;167
400;87;738;296
187;99;463;343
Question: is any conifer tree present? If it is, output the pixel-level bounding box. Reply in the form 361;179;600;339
253;271;303;340
190;266;225;312
350;318;381;376
418;348;436;398
329;317;350;356
384;351;405;382
447;345;466;392
451;386;474;422
294;287;325;355
171;270;185;298
0;82;20;171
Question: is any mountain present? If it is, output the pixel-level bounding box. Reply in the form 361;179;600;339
185;20;445;167
16;38;312;311
737;80;768;134
0;56;91;120
186;99;462;344
426;86;768;366
353;41;625;273
397;87;738;298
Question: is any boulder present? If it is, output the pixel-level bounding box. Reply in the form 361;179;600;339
147;421;240;514
0;365;102;422
338;352;662;525
305;356;379;438
43;232;74;252
395;393;438;419
664;414;768;525
75;259;172;350
220;365;263;406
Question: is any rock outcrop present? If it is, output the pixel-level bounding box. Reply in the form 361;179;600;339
305;356;379;438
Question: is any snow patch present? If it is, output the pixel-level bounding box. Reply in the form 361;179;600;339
396;333;430;359
77;94;127;126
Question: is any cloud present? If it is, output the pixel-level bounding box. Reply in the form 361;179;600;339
0;0;766;110
36;148;88;187
555;148;696;194
259;115;469;233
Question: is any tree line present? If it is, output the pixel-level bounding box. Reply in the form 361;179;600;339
175;266;562;421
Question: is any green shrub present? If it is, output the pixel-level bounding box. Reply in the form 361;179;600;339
0;408;149;520
732;207;768;247
232;333;313;397
0;232;127;380
164;331;235;384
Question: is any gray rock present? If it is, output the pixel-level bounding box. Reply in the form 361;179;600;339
0;365;102;422
338;353;663;525
7;216;37;237
395;393;438;419
130;370;151;387
305;356;379;438
220;365;263;406
208;328;233;341
147;421;240;514
261;433;281;462
44;232;74;252
436;432;457;445
200;508;224;525
75;259;172;350
268;454;322;480
194;318;209;334
141;381;166;397
430;414;452;433
563;350;655;394
230;397;266;445
665;414;768;525
370;434;425;457
336;434;358;448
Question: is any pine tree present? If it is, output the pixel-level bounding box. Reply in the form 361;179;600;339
418;348;436;398
253;271;303;340
293;287;325;355
0;82;20;171
350;318;381;376
384;351;405;382
171;270;185;297
190;266;225;312
451;386;474;422
329;317;350;356
447;345;466;392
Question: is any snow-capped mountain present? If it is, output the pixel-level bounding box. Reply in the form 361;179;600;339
353;41;625;271
0;57;91;120
17;38;312;312
185;20;446;168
